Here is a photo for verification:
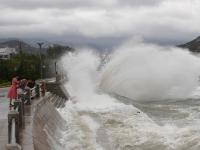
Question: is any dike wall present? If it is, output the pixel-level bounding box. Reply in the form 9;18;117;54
33;92;67;150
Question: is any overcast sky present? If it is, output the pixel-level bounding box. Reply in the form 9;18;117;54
0;0;200;49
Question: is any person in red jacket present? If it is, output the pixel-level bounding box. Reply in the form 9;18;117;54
7;76;19;106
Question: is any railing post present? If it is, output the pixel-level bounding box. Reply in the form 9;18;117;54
36;83;40;98
7;111;19;144
7;142;21;150
14;100;24;128
20;93;25;116
25;88;31;105
41;82;46;97
56;74;59;83
8;114;12;144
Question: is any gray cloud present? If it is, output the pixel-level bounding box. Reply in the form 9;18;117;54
118;0;161;7
0;0;199;49
0;0;162;9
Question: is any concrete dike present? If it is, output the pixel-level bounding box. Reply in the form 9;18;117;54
32;92;67;150
5;80;69;150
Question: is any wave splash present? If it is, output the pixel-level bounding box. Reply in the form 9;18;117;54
99;41;200;101
57;42;200;150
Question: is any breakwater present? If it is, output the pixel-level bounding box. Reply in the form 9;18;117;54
33;93;67;150
5;79;68;150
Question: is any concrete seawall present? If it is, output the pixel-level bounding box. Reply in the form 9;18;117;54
45;82;69;100
32;93;67;150
0;80;68;150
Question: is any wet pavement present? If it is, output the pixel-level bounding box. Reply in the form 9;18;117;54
0;86;66;150
0;87;38;150
0;88;9;150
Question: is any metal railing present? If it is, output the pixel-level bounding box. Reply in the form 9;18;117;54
31;87;36;99
7;82;45;149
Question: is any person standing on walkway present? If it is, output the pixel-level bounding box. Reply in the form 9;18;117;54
7;76;19;106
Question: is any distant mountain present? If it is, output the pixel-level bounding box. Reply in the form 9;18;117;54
178;36;200;52
0;39;51;53
22;38;56;48
0;39;40;53
0;38;75;54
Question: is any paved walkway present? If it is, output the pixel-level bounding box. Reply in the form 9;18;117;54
0;87;38;150
0;88;9;150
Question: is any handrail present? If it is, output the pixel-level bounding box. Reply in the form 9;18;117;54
7;82;45;149
30;87;36;98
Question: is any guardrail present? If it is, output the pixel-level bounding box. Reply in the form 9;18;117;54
6;82;45;150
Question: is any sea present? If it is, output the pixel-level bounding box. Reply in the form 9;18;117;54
55;42;200;150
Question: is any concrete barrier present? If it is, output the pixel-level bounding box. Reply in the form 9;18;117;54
6;80;68;150
33;93;67;150
45;82;68;100
7;83;43;150
7;111;21;150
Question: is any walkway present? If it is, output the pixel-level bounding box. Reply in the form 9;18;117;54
0;88;9;150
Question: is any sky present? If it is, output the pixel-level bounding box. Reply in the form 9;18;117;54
0;0;200;49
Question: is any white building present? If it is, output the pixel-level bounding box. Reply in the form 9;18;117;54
0;47;17;60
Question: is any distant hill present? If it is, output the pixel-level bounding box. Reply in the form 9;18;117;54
0;39;40;53
178;36;200;52
0;38;75;54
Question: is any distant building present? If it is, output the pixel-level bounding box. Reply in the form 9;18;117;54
0;47;17;60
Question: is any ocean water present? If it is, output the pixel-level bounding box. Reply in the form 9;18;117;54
57;42;200;150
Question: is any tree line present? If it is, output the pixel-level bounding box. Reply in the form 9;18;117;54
0;45;74;84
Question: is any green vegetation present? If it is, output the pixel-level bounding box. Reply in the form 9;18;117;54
0;44;74;85
0;52;41;82
47;44;74;59
0;80;10;87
